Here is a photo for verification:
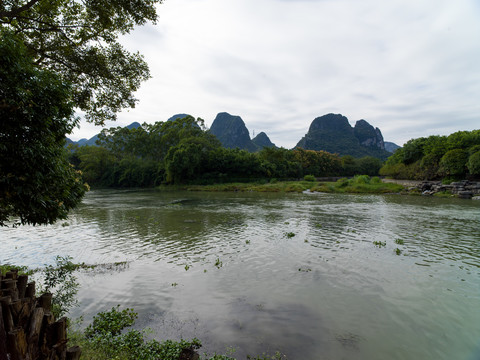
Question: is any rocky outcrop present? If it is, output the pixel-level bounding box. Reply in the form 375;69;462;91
209;112;258;152
296;113;391;159
353;119;385;149
414;180;480;199
384;141;401;153
252;132;275;149
168;114;190;122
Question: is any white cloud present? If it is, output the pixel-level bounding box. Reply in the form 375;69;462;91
71;0;480;148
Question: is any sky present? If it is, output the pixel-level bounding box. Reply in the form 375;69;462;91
70;0;480;148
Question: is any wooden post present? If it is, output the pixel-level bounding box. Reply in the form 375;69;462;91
0;303;8;360
66;346;82;360
25;281;35;299
39;293;53;312
7;327;27;360
0;297;13;333
17;275;28;299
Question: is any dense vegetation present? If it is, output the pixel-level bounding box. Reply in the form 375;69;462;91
0;31;87;226
380;130;480;181
1;0;160;225
69;116;384;187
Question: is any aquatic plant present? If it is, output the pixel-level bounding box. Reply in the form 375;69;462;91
246;240;251;244
373;241;386;247
284;232;296;238
395;248;402;255
395;238;404;245
215;258;223;268
184;264;190;271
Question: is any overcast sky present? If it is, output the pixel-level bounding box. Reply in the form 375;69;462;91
71;0;480;148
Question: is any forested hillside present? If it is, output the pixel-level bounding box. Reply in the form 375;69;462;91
68;116;383;186
380;130;480;180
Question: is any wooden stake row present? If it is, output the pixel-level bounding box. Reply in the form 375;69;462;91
0;268;81;360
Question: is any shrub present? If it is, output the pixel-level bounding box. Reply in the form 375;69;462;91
467;151;480;176
303;174;316;182
439;149;468;178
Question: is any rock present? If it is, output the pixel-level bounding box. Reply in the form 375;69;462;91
295;113;391;159
209;112;259;152
252;131;276;148
385;141;401;153
457;191;473;199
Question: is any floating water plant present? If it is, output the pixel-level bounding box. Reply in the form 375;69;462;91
184;264;190;271
215;258;223;268
171;282;178;287
373;241;386;247
245;240;251;244
395;248;402;255
284;232;295;238
298;267;312;272
395;238;404;245
304;239;309;243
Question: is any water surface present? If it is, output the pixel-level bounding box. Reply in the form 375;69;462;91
1;190;479;359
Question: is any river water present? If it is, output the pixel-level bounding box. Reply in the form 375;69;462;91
1;189;479;359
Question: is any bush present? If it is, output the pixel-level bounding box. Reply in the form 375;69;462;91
467;151;480;176
303;174;316;182
41;256;79;318
439;149;468;178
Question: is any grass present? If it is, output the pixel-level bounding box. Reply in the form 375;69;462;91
180;176;405;194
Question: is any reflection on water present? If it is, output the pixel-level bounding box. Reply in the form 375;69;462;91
1;190;480;359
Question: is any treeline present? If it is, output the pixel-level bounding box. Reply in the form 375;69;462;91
380;130;480;180
68;116;384;187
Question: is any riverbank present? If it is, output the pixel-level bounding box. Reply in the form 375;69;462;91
163;176;405;194
163;177;479;199
384;179;480;199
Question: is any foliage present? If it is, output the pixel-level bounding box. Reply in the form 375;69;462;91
0;31;87;226
0;0;162;125
0;264;33;276
41;256;79;318
311;176;404;194
380;130;480;180
303;175;315;182
439;149;468;178
85;305;137;338
70;117;387;186
467;151;480;176
77;305;203;360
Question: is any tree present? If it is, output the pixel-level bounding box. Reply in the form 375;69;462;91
0;32;87;226
1;0;162;124
439;149;468;178
467;151;480;176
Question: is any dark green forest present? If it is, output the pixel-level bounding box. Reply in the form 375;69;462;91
379;130;480;181
68;116;384;187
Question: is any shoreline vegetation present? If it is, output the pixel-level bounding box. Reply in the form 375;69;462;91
156;176;480;198
157;176;406;195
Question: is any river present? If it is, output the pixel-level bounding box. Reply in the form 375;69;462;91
1;189;479;359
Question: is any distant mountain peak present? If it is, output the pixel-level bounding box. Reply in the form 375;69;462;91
252;132;275;149
296;114;390;159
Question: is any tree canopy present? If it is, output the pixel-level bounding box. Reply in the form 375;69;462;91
0;31;87;226
380;130;480;180
1;1;161;225
1;0;162;124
